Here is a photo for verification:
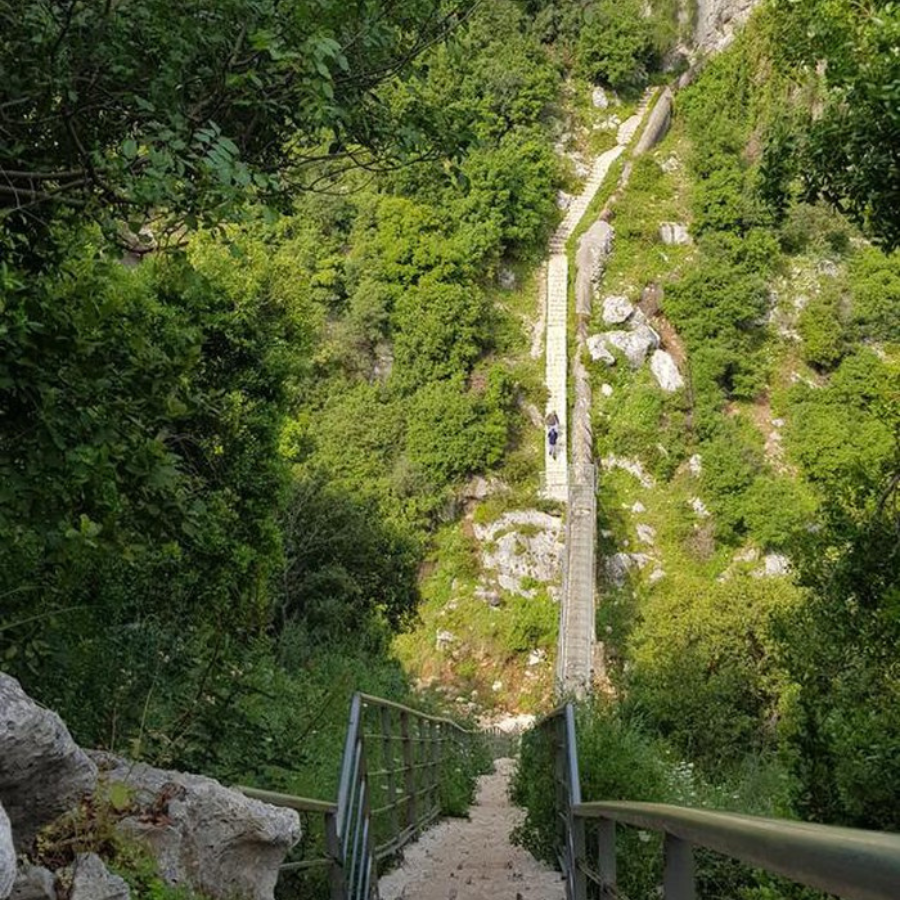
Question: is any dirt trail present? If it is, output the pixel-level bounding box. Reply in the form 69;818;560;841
378;759;565;900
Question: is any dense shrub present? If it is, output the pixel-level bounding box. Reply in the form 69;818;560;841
575;0;656;90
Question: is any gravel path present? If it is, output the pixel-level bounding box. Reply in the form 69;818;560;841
378;759;565;900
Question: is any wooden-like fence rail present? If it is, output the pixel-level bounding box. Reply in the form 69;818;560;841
535;703;900;900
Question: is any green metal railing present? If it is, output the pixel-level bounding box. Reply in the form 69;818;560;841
241;691;478;900
536;703;900;900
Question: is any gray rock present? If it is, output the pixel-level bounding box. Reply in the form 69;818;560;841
634;89;673;156
650;350;684;392
688;454;703;475
631;501;646;514
436;630;456;650
69;854;129;900
661;155;680;174
575;221;614;316
498;267;517;290
601;295;635;325
605;552;654;587
604;325;659;368
649;568;667;584
591;86;609;109
636;524;656;545
0;674;98;850
586;335;616;365
89;754;300;900
690;497;710;518
0;804;13;900
9;865;55;900
763;553;791;577
556;191;573;211
600;383;614;397
659;222;692;245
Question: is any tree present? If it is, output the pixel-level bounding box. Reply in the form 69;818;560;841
0;0;477;241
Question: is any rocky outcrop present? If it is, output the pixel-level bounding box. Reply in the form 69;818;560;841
604;325;660;368
90;753;300;900
694;0;760;52
69;854;129;900
601;295;635;325
633;89;673;156
0;674;98;850
0;804;14;900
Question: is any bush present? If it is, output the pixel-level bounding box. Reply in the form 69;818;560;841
797;288;847;369
575;0;655;90
848;246;900;343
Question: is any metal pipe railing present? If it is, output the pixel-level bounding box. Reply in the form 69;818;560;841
535;703;900;900
242;691;480;900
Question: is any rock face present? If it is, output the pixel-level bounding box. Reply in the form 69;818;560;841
650;350;685;392
69;854;129;900
0;674;98;850
90;754;300;900
0;804;14;900
473;510;563;599
695;0;760;51
634;89;673;156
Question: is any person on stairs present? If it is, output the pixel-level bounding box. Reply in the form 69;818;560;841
546;410;560;460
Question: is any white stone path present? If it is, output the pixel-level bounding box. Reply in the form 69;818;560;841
378;759;565;900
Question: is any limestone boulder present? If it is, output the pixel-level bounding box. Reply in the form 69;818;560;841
69;855;129;900
0;674;98;850
591;86;609;109
8;865;55;900
659;222;692;245
586;335;616;365
89;754;299;900
604;325;659;368
650;350;685;392
0;804;14;900
601;295;635;325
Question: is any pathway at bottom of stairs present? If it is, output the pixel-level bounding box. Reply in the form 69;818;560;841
377;758;566;900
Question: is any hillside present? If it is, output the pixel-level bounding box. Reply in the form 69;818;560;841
1;2;899;897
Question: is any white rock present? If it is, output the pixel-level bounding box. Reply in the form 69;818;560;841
661;155;680;174
0;674;98;850
498;267;517;290
592;86;609;109
734;546;760;563
605;552;654;587
636;524;656;545
556;191;573;211
527;649;546;667
90;755;299;900
587;335;616;365
0;804;14;900
688;454;703;476
649;568;666;584
764;553;791;576
600;383;614;397
650;350;685;392
771;418;785;428
690;497;710;518
436;630;456;650
602;295;635;325
605;325;660;368
631;501;646;514
491;681;503;693
602;455;656;488
659;222;692;245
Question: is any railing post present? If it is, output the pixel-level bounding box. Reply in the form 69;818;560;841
400;709;417;828
325;810;346;900
664;835;695;900
381;705;400;847
597;818;616;899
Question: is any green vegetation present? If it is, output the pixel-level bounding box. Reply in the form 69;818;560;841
0;0;565;809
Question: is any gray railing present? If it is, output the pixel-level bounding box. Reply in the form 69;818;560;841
536;703;900;900
241;691;478;900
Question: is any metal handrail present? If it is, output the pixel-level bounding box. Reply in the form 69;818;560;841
536;703;900;900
